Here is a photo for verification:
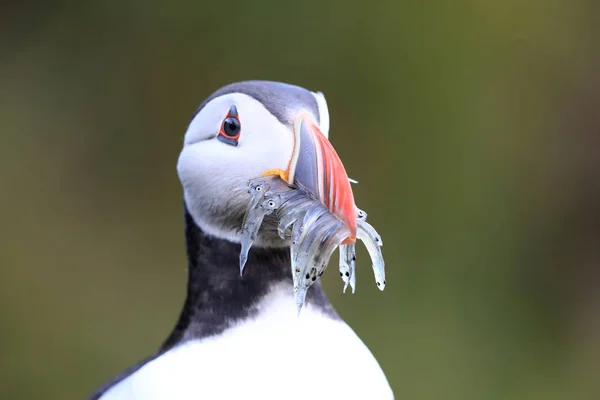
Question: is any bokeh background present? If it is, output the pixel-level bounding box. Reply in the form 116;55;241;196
1;1;599;399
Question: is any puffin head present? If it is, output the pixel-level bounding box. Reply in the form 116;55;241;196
177;81;356;247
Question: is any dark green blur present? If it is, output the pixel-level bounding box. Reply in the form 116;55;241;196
1;1;599;399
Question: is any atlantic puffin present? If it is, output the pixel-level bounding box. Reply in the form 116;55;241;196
90;81;394;400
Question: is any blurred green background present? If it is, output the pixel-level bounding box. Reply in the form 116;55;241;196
1;1;599;399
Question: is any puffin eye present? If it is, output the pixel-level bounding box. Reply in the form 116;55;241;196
218;105;241;146
222;117;241;137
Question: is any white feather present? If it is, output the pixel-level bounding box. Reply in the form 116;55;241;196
312;91;330;138
99;283;393;400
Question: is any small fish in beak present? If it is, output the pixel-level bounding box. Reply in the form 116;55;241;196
239;175;386;313
338;243;356;294
338;207;369;293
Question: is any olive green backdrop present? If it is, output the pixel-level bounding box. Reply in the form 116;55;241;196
1;1;599;399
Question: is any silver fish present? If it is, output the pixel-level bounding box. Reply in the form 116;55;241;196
239;174;387;311
339;243;356;294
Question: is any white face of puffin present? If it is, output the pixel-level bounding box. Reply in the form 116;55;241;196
177;90;333;247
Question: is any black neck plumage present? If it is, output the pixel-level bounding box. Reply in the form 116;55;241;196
160;203;338;352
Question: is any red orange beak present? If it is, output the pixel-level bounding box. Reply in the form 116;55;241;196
263;112;357;243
